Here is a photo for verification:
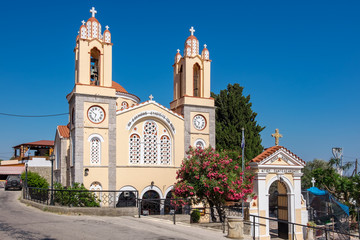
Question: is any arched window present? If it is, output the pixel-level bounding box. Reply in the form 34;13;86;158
90;137;101;164
193;64;200;97
160;135;171;165
194;139;206;149
179;65;183;98
90;181;102;204
90;48;100;86
129;134;141;164
143;121;158;164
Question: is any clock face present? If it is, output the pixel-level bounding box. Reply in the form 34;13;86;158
87;106;105;124
193;115;206;130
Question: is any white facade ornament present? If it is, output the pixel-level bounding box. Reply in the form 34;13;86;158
189;26;195;36
204;44;207;48
311;177;316;187
90;7;97;18
105;25;109;30
81;20;85;25
177;49;180;53
149;94;154;101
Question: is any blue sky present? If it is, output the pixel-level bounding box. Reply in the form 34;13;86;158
0;1;359;170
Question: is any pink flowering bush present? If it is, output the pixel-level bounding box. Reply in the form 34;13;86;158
173;146;255;221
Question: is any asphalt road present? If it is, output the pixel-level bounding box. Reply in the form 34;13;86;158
0;189;228;240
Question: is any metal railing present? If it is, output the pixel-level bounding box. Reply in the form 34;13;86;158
250;214;359;240
23;187;138;208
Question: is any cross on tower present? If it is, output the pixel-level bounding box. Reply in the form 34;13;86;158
90;7;97;18
177;49;180;53
271;128;283;146
149;94;154;101
81;20;85;25
204;44;207;48
105;25;109;30
189;26;195;36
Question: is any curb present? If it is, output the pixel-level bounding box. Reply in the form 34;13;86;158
20;198;137;217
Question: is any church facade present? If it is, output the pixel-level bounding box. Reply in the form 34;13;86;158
53;7;215;199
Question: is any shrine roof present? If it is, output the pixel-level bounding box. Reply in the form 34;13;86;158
13;140;54;149
251;145;305;164
57;125;70;138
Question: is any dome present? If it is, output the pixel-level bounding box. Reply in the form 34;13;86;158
78;7;111;43
184;27;199;56
112;81;128;93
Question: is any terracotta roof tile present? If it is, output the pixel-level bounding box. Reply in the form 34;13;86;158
57;125;70;138
112;81;127;93
13;140;54;148
251;146;305;164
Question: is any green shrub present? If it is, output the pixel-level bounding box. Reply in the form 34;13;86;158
191;209;201;223
21;171;49;188
53;182;100;207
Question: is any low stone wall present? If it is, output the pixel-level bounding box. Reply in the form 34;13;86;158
20;198;137;217
29;167;51;184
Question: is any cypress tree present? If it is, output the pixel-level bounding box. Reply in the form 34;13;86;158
211;83;265;162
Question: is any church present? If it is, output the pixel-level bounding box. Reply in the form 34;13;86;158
53;7;215;200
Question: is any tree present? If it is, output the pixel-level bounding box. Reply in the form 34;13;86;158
301;159;329;189
173;146;255;221
211;83;265;161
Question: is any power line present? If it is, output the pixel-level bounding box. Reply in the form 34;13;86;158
0;112;68;118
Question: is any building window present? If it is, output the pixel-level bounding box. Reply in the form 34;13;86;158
160;135;171;165
90;48;100;86
143;121;158;164
90;137;101;164
179;65;183;98
129;134;141;164
193;64;200;97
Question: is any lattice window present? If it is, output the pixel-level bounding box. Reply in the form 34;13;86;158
92;21;98;38
129;134;141;164
87;21;92;38
80;26;87;39
90;137;101;164
160;135;171;165
143;121;158;164
105;32;111;43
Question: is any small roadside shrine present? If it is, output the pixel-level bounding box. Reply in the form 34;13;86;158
249;129;308;240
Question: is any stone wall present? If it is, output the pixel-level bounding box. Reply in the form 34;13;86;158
29;166;51;184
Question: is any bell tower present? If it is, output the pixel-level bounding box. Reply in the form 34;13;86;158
67;7;117;189
170;27;215;150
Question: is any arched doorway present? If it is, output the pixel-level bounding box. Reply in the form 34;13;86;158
142;190;160;215
116;191;137;207
269;180;288;239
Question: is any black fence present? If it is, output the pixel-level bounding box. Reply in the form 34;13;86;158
23;187;139;208
250;214;359;240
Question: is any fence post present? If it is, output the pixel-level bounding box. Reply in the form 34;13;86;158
253;216;255;240
138;199;141;218
292;223;295;240
173;210;175;225
325;227;328;240
114;192;116;208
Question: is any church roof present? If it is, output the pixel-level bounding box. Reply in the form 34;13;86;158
251;145;305;164
57;125;70;138
112;81;128;93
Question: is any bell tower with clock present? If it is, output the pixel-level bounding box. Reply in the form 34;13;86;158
170;27;215;150
66;7;117;189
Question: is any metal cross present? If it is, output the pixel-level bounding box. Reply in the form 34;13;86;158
81;20;85;25
90;7;97;18
311;177;316;187
177;49;180;53
204;44;207;48
149;94;154;101
189;26;195;36
105;25;109;30
271;128;283;146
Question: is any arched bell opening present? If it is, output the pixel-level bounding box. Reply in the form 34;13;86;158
90;48;100;86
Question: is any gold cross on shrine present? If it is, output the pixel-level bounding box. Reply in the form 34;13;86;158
271;129;283;146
